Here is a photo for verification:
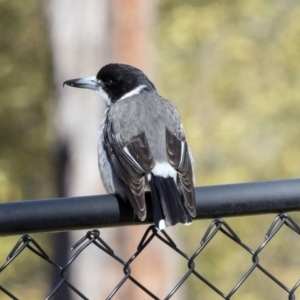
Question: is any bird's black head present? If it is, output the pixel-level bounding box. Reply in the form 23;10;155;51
63;63;156;106
96;64;156;103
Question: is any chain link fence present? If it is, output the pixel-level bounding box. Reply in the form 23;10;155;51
1;212;300;300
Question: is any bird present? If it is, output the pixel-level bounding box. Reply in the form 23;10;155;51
63;63;196;230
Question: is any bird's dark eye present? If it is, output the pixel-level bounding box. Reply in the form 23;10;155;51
105;79;113;85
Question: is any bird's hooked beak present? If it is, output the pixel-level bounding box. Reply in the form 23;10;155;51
63;76;101;90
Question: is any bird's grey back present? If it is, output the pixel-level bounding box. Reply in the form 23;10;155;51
108;91;182;162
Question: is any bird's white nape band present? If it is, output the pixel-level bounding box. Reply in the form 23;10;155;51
119;84;147;100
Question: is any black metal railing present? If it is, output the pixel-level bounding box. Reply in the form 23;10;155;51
1;178;300;299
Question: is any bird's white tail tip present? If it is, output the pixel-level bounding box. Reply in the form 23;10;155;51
158;219;167;230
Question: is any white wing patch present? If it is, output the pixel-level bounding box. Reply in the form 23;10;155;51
179;140;185;167
123;146;145;173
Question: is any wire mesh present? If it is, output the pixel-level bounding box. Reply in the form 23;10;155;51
1;213;300;300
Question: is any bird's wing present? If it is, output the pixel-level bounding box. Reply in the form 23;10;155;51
103;120;155;221
165;127;196;217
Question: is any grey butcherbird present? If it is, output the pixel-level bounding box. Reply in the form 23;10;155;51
63;63;196;229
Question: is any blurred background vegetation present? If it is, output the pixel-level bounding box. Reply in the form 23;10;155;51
1;0;300;299
0;2;55;298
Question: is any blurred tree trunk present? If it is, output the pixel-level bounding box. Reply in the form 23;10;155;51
109;2;183;299
46;0;182;299
46;1;111;299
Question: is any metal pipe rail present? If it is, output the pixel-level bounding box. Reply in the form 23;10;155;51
1;178;300;236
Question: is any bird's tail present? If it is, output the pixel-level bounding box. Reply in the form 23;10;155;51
150;174;192;230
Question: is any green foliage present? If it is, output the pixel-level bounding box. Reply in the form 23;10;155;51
157;1;300;299
0;1;54;298
0;0;54;202
157;0;300;184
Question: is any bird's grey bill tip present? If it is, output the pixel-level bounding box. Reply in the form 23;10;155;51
62;77;98;90
63;80;73;88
